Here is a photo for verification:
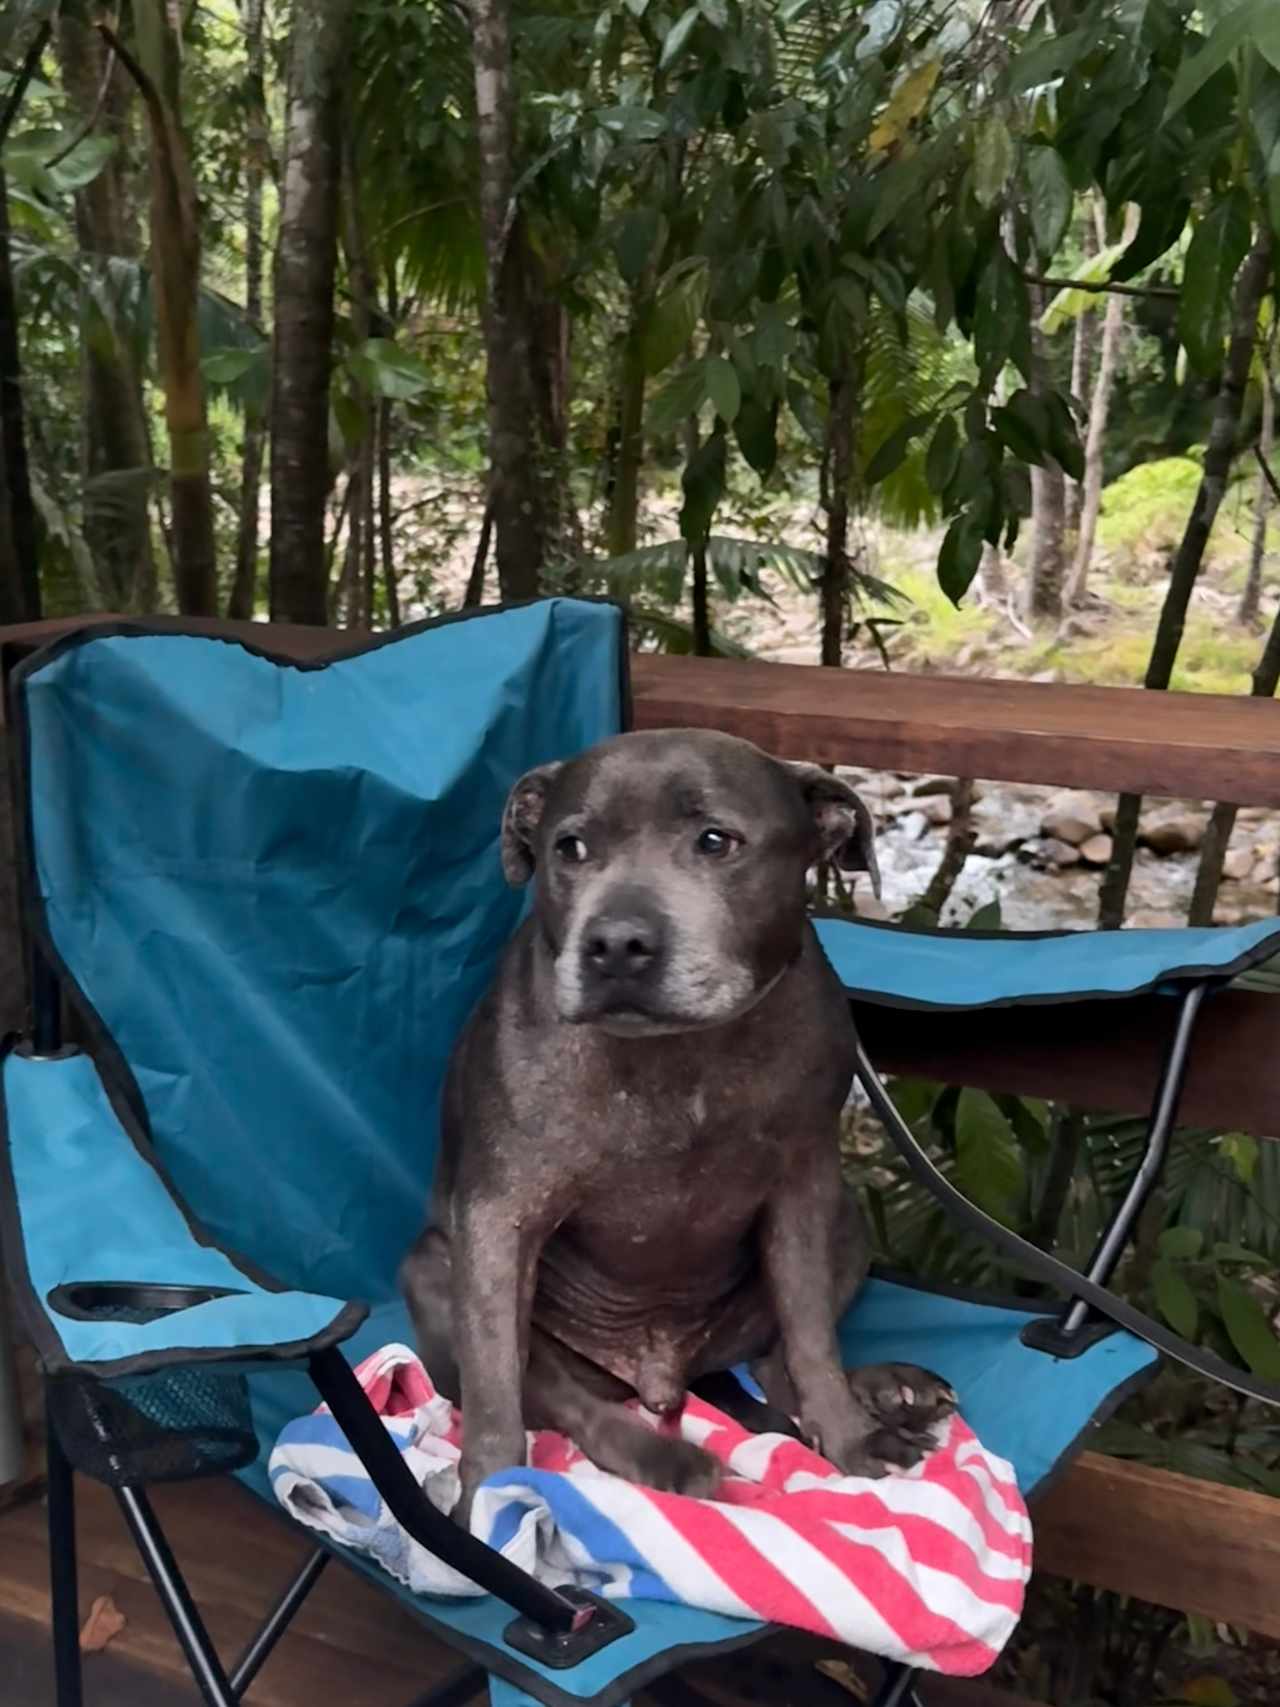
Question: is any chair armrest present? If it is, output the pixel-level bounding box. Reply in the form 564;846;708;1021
1;1043;365;1379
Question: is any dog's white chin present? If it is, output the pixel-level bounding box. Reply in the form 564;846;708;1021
557;964;792;1037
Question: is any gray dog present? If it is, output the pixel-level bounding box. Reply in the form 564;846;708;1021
402;728;956;1516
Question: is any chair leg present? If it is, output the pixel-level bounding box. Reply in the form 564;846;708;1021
228;1545;329;1698
46;1407;84;1707
116;1484;237;1707
870;1661;925;1707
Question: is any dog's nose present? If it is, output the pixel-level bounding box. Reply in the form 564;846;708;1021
582;914;662;980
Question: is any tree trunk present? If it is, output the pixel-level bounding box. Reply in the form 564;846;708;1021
339;128;377;628
464;499;495;606
1099;232;1273;929
57;18;155;613
0;168;40;623
470;0;549;600
227;0;267;621
605;295;649;559
978;542;1007;604
1189;538;1280;924
269;0;353;624
1237;363;1274;627
1026;282;1066;621
1067;206;1138;607
821;369;855;667
125;4;217;615
378;264;401;628
1064;218;1099;542
0;25;49;624
682;413;711;656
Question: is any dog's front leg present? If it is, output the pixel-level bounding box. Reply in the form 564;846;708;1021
760;1142;882;1475
451;1197;543;1519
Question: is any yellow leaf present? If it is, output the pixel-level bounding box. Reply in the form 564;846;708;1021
869;59;941;152
80;1594;127;1654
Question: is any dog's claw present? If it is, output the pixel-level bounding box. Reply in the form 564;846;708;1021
843;1362;958;1475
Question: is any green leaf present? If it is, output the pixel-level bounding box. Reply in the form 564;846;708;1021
973;114;1014;209
613;208;666;286
1026;147;1073;264
705;355;741;425
888;1078;941;1130
1001;28;1085;97
595;104;668;143
974;249;1029;389
201;347;259;385
1212;1241;1271;1266
647;363;707;438
937;508;987;606
1218;1277;1280;1378
1178;189;1252;377
925;415;960;494
865;413;933;485
1045;390;1085;481
1158;1226;1205;1261
1220;1131;1259;1185
866;135;947;243
349;338;432;400
659;6;700;69
966;898;1002;930
954;1089;1026;1224
1152;1260;1199;1339
1112;196;1191;282
734;394;779;478
699;0;728;26
1165;0;1275;123
644;260;709;376
679;427;727;546
992;399;1047;466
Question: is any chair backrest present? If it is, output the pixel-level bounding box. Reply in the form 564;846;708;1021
12;599;626;1302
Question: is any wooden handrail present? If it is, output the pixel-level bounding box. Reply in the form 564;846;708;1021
630;652;1280;807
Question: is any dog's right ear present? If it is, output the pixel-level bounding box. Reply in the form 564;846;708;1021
500;762;564;885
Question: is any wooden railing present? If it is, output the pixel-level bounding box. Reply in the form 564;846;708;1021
0;612;1278;1660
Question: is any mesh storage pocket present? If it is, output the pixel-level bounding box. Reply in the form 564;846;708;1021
45;1283;258;1485
47;1367;258;1486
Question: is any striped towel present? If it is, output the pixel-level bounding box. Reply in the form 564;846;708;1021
269;1343;1032;1676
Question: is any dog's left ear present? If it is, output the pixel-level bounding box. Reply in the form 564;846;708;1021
785;762;880;895
501;762;564;885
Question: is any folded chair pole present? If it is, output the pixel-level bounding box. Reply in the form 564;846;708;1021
227;1545;329;1699
116;1484;238;1707
45;1405;83;1707
1058;981;1206;1339
308;1347;585;1635
870;1661;925;1707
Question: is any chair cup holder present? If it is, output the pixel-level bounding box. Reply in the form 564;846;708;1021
50;1280;243;1325
45;1282;257;1488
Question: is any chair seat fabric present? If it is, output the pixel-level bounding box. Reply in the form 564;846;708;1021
814;914;1280;1012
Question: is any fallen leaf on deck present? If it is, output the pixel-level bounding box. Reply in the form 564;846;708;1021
79;1593;126;1652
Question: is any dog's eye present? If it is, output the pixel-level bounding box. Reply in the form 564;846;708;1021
695;828;737;858
555;835;588;864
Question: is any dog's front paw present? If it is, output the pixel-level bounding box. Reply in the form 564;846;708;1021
617;1430;722;1498
457;1429;527;1523
845;1362;958;1472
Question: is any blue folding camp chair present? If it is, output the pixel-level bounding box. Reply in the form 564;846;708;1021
3;597;1280;1707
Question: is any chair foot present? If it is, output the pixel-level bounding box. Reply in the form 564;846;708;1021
46;1409;83;1707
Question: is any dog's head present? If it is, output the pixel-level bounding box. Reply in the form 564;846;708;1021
500;728;878;1034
